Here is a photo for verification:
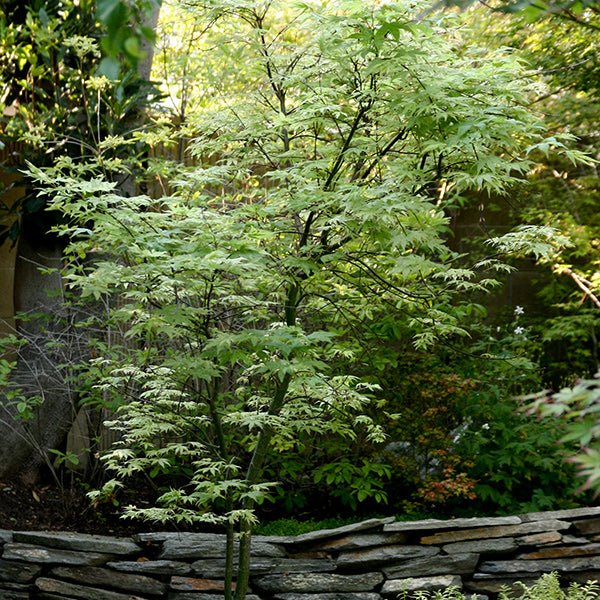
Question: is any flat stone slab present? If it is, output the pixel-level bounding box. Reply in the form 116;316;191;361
107;559;192;576
192;557;335;577
14;531;140;555
563;535;591;545
384;516;521;533
50;565;167;595
253;572;384;593
336;545;439;569
574;518;600;535
36;577;148;600
421;519;571;545
273;594;381;600
466;578;539;595
3;543;114;566
517;543;600;560
0;588;29;600
383;553;479;579
136;532;223;543
566;570;600;586
311;532;407;552
480;555;600;574
170;576;227;592
0;530;13;544
382;574;462;594
519;507;600;523
159;537;285;560
0;582;31;591
516;531;562;546
254;535;297;544
168;595;262;600
443;537;517;555
291;518;395;546
0;559;42;583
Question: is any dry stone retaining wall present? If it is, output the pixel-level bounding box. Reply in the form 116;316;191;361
3;507;600;599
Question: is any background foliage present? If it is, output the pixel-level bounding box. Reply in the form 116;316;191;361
2;0;600;574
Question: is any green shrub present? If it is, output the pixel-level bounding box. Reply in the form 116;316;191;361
500;573;600;600
398;573;599;599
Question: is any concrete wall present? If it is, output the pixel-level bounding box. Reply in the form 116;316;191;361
2;507;600;600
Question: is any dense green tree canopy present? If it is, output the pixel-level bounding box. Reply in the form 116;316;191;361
20;1;584;597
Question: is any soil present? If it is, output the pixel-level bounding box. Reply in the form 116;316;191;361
0;479;185;536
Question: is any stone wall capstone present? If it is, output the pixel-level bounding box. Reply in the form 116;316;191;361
2;507;600;599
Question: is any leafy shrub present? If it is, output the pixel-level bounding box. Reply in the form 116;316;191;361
527;372;600;494
397;572;599;600
500;572;600;600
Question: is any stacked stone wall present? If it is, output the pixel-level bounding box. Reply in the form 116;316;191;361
2;507;600;599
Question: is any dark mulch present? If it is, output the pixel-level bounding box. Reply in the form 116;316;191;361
0;476;219;536
0;479;145;535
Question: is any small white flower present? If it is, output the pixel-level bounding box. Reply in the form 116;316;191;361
481;423;490;430
514;326;525;335
514;305;524;315
496;326;501;332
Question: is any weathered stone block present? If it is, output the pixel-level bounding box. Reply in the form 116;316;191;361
574;518;600;535
291;518;395;547
382;553;479;579
35;577;149;600
0;587;30;600
273;594;381;600
0;530;13;544
3;543;113;566
136;532;222;544
465;577;539;595
336;545;438;569
253;571;383;593
381;574;461;594
384;516;521;533
442;537;516;555
563;535;591;545
14;531;140;555
517;543;600;560
565;570;600;586
192;557;335;578
254;535;296;545
480;555;600;574
0;559;42;582
170;576;228;592
167;595;262;600
107;560;192;576
50;565;167;595
516;531;562;546
159;538;285;560
421;519;570;545
312;532;407;552
519;507;600;523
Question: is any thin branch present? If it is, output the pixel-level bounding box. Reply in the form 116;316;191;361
562;267;600;309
